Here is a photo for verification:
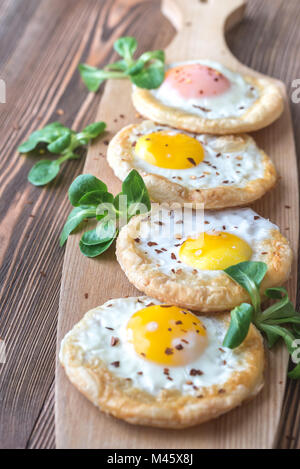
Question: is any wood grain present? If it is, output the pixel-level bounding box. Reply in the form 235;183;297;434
56;0;298;449
0;0;299;449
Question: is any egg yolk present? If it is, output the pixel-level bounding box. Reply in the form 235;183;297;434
163;63;231;99
126;305;207;366
179;232;252;270
135;131;204;169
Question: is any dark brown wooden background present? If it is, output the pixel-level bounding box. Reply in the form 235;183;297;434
0;0;299;449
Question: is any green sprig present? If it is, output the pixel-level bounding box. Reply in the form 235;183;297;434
18;121;106;186
60;169;151;258
223;261;300;379
79;36;165;92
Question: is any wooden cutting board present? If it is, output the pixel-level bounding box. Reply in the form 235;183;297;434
56;0;298;449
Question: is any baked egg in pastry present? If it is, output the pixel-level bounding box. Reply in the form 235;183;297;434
116;207;292;312
59;296;264;428
132;60;284;134
107;120;277;209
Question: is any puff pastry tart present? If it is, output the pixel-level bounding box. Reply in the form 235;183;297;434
116;207;292;312
132;60;284;134
60;296;264;428
107;120;277;209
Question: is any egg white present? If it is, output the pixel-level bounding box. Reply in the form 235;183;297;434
151;60;259;119
62;296;249;397
130;121;265;190
136;207;278;280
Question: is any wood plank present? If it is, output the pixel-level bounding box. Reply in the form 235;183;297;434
0;0;105;449
26;380;55;449
0;0;175;450
225;0;300;449
56;0;298;449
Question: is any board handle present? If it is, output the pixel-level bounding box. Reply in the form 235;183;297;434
162;0;246;63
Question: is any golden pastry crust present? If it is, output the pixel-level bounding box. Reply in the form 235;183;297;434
60;304;264;429
116;214;292;312
107;121;277;209
132;75;283;134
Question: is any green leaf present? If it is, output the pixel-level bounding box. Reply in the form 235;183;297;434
47;131;71;153
224;261;268;314
263;317;300;326
68;174;107;207
288;362;300;379
259;287;298;322
97;219;117;241
293;323;300;338
128;50;165;89
264;286;288;300
259;325;300;379
223;303;253;349
222;263;300;380
139;50;165;64
79;38;165;92
81;220;116;246
126;60;145;76
78;64;107;92
128;50;165;77
60;170;150;259
59;206;96;247
113;192;125;218
79;236;116;258
28;160;60;186
81;229;107;246
260;324;281;348
78;121;106;141
225;261;268;290
259;324;295;353
122;169;151;216
78;190;113;207
130;61;165;89
22;122;108;188
19;138;39;153
18;122;70;153
105;59;128;72
114;36;137;59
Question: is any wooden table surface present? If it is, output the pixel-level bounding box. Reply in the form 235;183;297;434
0;0;299;450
